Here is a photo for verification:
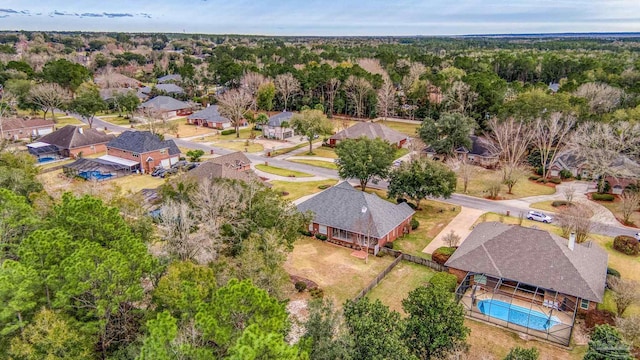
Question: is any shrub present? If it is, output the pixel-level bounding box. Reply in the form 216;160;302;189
613;235;640;256
607;267;621;278
294;281;307;292
315;233;327;241
551;200;569;207
384;242;394;249
410;218;419;230
396;197;407;204
432;246;456;265
310;287;324;299
504;347;540;360
429;272;458;292
299;229;312;237
559;169;573;179
549;177;562;184
317;184;330;190
220;129;235;135
528;175;540;181
592;193;615;201
406;202;417;210
585;309;616;329
281;191;289;196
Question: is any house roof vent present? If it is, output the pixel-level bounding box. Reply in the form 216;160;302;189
78;127;84;134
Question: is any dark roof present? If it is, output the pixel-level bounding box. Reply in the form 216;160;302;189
297;182;414;239
139;96;191;112
267;111;294;127
157;74;182;83
63;157;129;172
107;131;179;155
187;105;230;123
551;151;586;171
454;135;494;157
329;122;407;145
185;152;258;183
3;118;54;131
140;84;184;95
38;125;114;150
445;222;608;302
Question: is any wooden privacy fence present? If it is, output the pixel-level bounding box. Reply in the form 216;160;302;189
353;248;448;300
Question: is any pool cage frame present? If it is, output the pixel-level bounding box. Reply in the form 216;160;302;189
63;158;133;181
455;272;577;346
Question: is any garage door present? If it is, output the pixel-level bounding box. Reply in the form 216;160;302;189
38;128;53;136
161;159;170;168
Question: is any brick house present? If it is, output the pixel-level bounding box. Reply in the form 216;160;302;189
328;122;408;148
446;222;608;346
263;111;294;140
106;131;181;173
2;118;55;140
187;105;234;129
297;182;415;253
34;125;114;158
139;96;192;118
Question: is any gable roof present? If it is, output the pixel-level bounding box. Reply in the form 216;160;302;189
297;182;414;239
99;88;136;100
94;73;141;89
267;111;294;127
187;153;259;184
38;125;114;149
3;118;54;131
455;135;495;158
187;105;230;123
329;122;407;145
445;222;608;302
107;131;179;155
157;74;182;83
139;96;191;112
140;84;184;95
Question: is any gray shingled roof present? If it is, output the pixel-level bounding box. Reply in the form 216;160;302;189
445;222;608;302
139;96;191;112
297;182;414;239
187;105;230;123
107;131;180;155
140;84;185;95
455;135;495;157
329;122;407;144
267;112;294;127
38;125;114;149
157;74;182;83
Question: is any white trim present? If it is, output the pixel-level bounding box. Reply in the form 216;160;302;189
27;141;51;148
98;155;139;167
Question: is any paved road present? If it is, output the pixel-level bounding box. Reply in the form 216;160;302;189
82;114;637;239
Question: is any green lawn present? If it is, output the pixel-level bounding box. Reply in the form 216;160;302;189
255;164;313;177
303;147;338;159
376;120;420;137
366;261;435;314
530;200;558;212
288;159;338;170
55;116;84;127
101;115;133;126
270;179;338;201
457;166;556;200
394;148;409;159
215;141;264;153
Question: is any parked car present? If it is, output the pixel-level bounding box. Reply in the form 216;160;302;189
527;210;553;223
185;163;198;171
172;160;188;169
634;233;640;241
151;168;165;177
161;168;178;178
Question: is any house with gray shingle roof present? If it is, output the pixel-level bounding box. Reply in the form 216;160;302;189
35;125;115;158
329;122;408;148
140;84;185;96
157;74;182;84
187;105;233;129
106;131;180;173
139;96;192;118
297;182;415;251
263;111;295;140
446;222;608;345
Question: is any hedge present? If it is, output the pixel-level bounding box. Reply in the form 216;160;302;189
551;200;569;207
220;129;235;135
592;193;615;201
528;175;540;181
613;235;640;256
295;281;307;292
549;177;562;184
410;218;419;230
432;246;456;265
299;229;312;237
315;233;328;241
607;267;621;278
429;272;458;292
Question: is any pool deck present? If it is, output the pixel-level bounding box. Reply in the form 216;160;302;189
460;286;573;346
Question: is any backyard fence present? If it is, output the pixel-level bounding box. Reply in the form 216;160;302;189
40;164;66;173
353;248;448;300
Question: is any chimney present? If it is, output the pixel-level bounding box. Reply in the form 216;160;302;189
568;232;576;251
78;127;84;134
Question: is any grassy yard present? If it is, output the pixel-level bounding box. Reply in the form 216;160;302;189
593;197;640;227
215;141;264;153
192;127;255;142
394;201;460;258
366;261;435;314
55;116;85;127
458;167;556;200
303;147;338;159
101;115;133;126
284;237;395;307
530;200;558;212
270;143;309;157
108;174;166;193
288;158;338;170
375;119;420;137
270;179;338;201
394;148;410;159
255;164;313;178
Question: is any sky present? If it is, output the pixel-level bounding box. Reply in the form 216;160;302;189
1;0;640;36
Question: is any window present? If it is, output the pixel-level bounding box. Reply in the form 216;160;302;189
308;223;313;231
132;152;140;158
580;299;589;310
473;274;487;285
160;149;166;154
318;225;327;235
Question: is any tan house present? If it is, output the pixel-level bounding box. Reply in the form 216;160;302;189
35;125;114;158
1;118;55;140
329;122;408;148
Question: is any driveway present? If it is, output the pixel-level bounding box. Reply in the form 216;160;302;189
422;207;485;254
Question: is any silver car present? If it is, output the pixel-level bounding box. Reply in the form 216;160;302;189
527;211;552;223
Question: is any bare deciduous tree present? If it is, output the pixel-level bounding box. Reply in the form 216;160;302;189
502;164;530;194
274;73;300;111
610;277;640;317
241;71;267;110
376;79;396;121
620;191;640;225
217;88;253;138
447;157;477;194
0;91;17;140
616;315;640;349
443;230;461;247
137;107;172;136
486;118;534;194
29;83;71;121
485;179;502;199
325;78;341;117
563;185;576;205
443;81;478;116
344;76;372;118
159;200;209;263
533;112;576;179
401;62;426;91
555;205;594;242
574;82;625;115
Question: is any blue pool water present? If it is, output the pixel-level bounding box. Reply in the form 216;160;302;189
477;299;560;331
38;157;55;163
78;171;114;181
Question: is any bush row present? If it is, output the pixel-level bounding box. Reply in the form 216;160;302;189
592;193;615;201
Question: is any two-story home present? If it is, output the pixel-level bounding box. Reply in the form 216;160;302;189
263;112;295;140
106;131;181;173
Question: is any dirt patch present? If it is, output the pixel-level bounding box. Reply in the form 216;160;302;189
572;318;590;346
285;299;309;344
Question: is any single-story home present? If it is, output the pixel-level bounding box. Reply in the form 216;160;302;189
446;222;608;346
263;112;294;140
297;182;415;252
157;74;182;84
187;105;233;129
106;130;181;173
328;122;408;148
94;73;141;89
605;156;640;195
140;84;185;96
1;118;55;140
139;96;192;118
34;125;115;158
454;135;498;167
549;151;590;179
185;152;260;184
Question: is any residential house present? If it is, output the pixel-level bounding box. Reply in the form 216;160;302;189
34;125;115;158
106;131;181;173
328;121;408;148
186;152;260;184
94;73;141;89
297;182;415;252
140;84;185;96
100;88;137;101
1;117;55;140
186;105;232;129
139;96;192;118
549;151;590;179
446;222;607;346
158;74;182;84
453;135;498;168
263;112;294;140
606;156;640;194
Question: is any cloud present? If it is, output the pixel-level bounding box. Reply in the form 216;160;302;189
103;12;134;18
0;15;9;18
81;13;103;17
0;9;18;13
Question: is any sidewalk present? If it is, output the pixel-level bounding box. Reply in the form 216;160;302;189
422;207;485;254
251;164;328;182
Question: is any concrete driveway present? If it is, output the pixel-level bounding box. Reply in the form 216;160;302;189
422;207;485;254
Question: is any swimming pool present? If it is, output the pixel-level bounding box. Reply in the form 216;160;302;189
477;299;560;331
38;157;55;163
78;171;114;181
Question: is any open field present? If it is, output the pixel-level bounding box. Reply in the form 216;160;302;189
284;237;395;307
366;261;435;314
255;164;312;177
375;119;420;136
288;158;338;170
458;167;557;200
270;179;338;201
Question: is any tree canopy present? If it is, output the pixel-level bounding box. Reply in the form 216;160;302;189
335;137;395;191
